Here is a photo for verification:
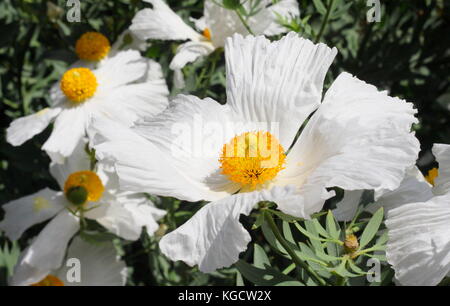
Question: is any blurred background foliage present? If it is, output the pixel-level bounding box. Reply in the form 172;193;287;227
0;0;449;286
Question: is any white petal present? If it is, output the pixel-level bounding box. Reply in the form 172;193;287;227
6;107;61;146
92;95;237;202
96;80;169;126
169;41;215;70
225;33;337;149
56;237;127;286
49;138;91;189
84;201;141;241
334;168;434;222
366;167;433;215
143;59;165;82
23;210;80;271
95;50;147;90
42;106;88;164
264;0;301;36
433;144;450;195
159;192;260;273
10;250;50;286
130;0;201;41
0;189;65;241
386;194;450;286
278;72;420;217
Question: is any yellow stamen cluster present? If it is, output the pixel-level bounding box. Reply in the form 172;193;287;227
75;32;111;61
203;28;212;41
425;167;439;186
31;275;64;286
219;131;286;190
60;68;98;103
64;171;104;204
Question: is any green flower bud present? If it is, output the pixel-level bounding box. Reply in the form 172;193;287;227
66;186;88;206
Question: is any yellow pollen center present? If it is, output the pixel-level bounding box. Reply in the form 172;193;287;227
60;68;98;103
64;171;104;203
31;275;64;286
219;131;286;190
425;167;439;186
203;28;212;41
75;32;111;61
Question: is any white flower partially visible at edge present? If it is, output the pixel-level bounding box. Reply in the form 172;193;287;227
130;0;300;87
0;140;166;276
10;237;127;286
385;144;450;286
92;33;420;273
6;50;169;164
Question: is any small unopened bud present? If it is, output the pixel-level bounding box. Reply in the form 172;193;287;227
155;224;168;238
344;234;359;254
66;186;88;206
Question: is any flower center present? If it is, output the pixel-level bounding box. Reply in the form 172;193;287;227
203;28;212;41
60;68;98;104
425;167;439;186
31;275;64;286
64;171;104;205
219;131;286;190
75;32;111;61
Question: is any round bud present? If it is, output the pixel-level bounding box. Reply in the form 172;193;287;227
223;0;241;10
66;186;88;206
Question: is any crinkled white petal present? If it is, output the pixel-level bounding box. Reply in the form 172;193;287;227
159;192;260;273
42;106;88;164
277;72;420;218
92;95;238;202
0;189;66;241
142;59;165;82
55;237;127;286
95;50;147;91
170;41;215;70
22;210;80;271
225;33;337;149
386;193;450;286
433;144;450;195
6;107;61;146
130;0;201;41
264;0;300;36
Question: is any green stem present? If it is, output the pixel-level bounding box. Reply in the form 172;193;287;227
315;0;335;43
236;10;255;35
264;211;328;286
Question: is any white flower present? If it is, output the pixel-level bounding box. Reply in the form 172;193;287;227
93;33;420;272
0;140;165;275
7;49;169;164
130;0;299;87
11;236;127;286
386;144;450;286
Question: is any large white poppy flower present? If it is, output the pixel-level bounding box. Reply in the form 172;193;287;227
11;236;127;286
6;47;169;163
386;144;450;286
130;0;299;86
0;140;165;275
92;33;420;272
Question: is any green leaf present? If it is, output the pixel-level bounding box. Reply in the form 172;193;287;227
359;208;384;249
235;260;301;286
253;244;270;269
312;0;327;15
326;210;340;240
